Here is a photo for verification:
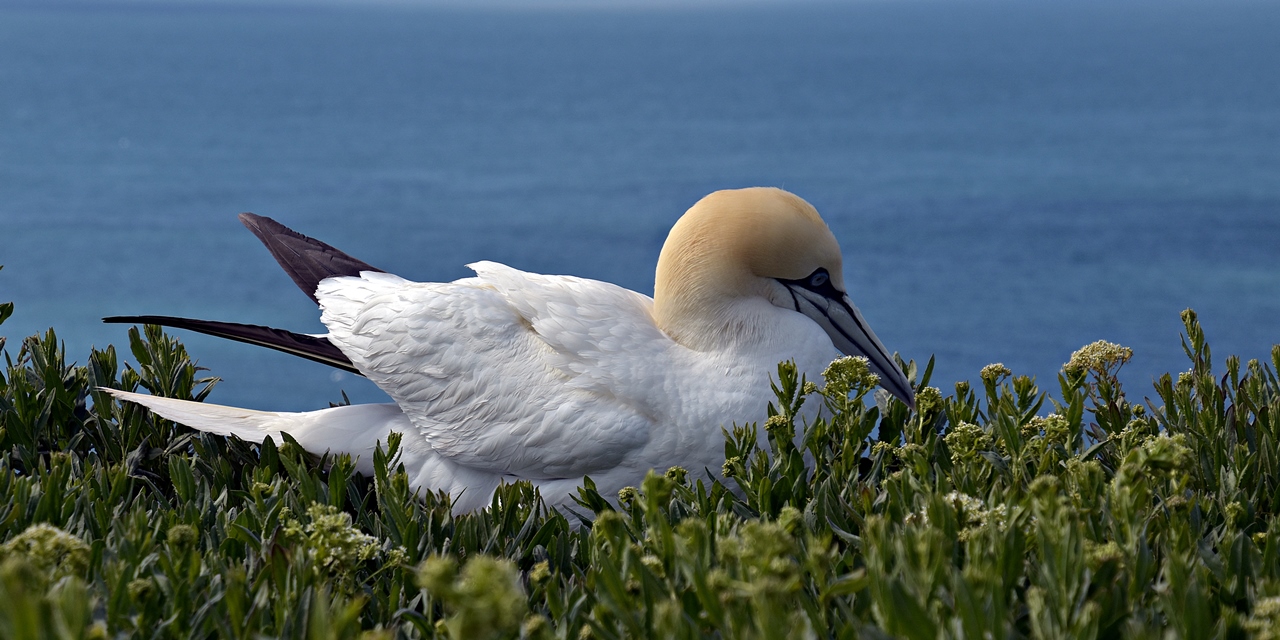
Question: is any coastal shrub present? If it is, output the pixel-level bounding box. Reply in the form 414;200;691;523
1;278;1278;637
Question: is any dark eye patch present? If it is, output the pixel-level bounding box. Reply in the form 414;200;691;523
778;268;842;299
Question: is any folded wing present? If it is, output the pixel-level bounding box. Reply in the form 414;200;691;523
316;263;671;479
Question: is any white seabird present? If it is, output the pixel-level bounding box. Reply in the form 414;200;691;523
104;187;914;513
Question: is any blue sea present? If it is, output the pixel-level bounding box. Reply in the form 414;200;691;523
2;1;1278;412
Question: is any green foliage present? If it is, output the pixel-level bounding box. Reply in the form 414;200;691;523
2;280;1280;637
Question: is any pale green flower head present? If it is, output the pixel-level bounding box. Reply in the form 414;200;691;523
417;555;458;594
522;616;549;638
719;520;801;598
250;481;274;498
915;386;943;414
1029;474;1061;498
822;355;879;397
1139;433;1192;473
1042;414;1072;445
1117;418;1157;451
1064;340;1133;375
127;577;155;603
904;509;929;527
422;555;526;640
642;469;676;505
944;491;984;516
944;491;1001;540
980;363;1012;385
1065;457;1102;478
452;556;525;638
1084;541;1124;569
0;523;90;581
617;486;640;506
528;560;551;588
777;505;803;534
640;554;666;578
763;413;792;439
1245;596;1280;639
86;623;108;640
944;422;993;465
895;443;926;462
1021;415;1047;440
385;547;409;567
0;556;44;594
1224;501;1245;528
945;491;988;527
166;524;198;551
285;503;380;576
721;455;742;478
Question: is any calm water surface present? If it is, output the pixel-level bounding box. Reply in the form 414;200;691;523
2;1;1278;410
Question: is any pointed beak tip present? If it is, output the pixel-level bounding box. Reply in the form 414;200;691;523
895;386;917;412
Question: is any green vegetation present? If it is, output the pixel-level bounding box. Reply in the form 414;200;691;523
2;279;1280;637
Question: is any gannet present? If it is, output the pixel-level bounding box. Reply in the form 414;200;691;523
104;187;913;513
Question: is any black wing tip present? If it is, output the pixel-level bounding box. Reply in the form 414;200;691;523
238;211;284;230
102;314;362;375
237;212;291;241
104;315;166;325
234;211;385;305
237;212;261;232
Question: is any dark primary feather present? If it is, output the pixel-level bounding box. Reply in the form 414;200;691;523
100;216;378;373
102;315;361;375
238;213;384;304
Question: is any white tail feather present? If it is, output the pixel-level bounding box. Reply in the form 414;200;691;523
100;389;408;469
102;388;288;442
101;388;506;513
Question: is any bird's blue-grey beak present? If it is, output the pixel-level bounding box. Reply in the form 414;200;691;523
780;274;915;409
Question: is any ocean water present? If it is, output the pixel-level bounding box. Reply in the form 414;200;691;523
1;1;1278;412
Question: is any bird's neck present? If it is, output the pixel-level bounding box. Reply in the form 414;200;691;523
654;218;777;352
654;281;782;353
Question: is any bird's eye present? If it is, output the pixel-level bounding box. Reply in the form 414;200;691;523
809;270;829;288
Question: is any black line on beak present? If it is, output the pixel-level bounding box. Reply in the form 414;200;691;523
780;276;914;405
